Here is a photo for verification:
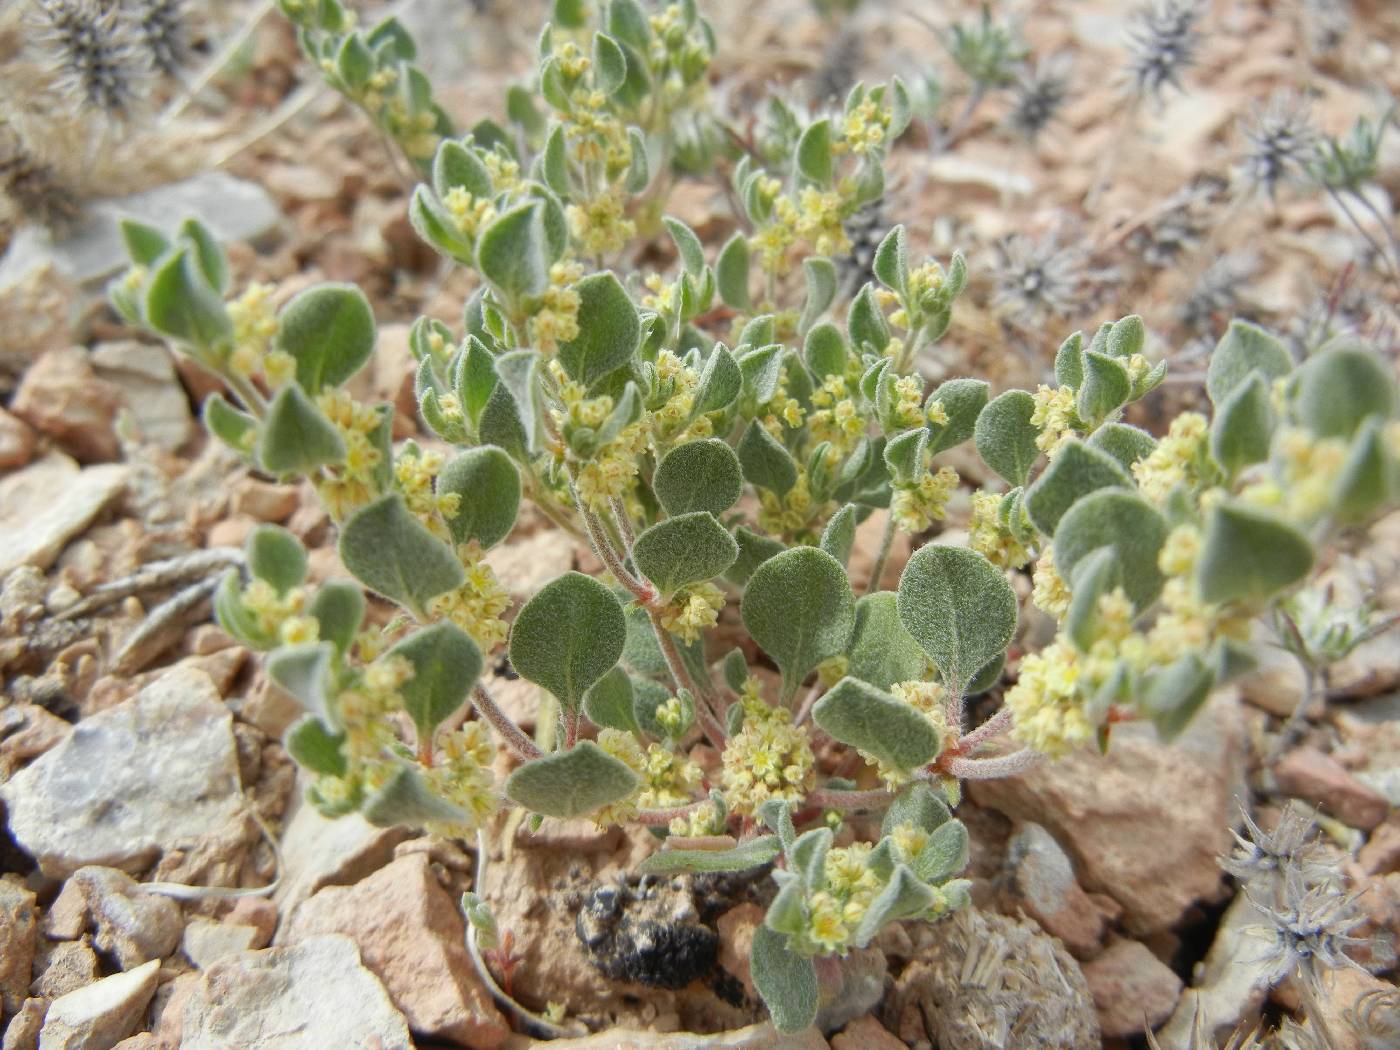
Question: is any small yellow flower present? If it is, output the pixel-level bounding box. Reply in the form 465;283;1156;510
1030;385;1077;454
1031;546;1071;619
1007;640;1093;759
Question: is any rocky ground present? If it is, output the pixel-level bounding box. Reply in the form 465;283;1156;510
2;0;1400;1048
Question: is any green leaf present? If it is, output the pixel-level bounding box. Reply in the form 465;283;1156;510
144;246;232;351
738;344;784;404
738;420;799;496
1334;418;1397;524
285;715;347;778
338;494;465;616
1197;502;1314;606
1206;320;1293;405
873;224;908;295
632;677;686;739
247;524;307;594
751;926;818;1035
1105;314;1145;359
258;384;347;476
557;272;641;388
1053;489;1168;611
638;836;781;876
203;393;257;456
1141;653;1215;740
716;232;752;311
632;512;738;597
1210;372;1274;477
1064;546;1120;651
726;526;786;587
1023;440;1132;536
654;439;743;517
819;505;858;567
119;219;169;266
607;0;651;48
267;642;336;725
177;218;229;295
813;677;942;772
389;622;483;741
896;544;1017;689
913;819;969;883
693;343;742;416
925;378;988;455
790;827;833;890
1292;345;1397;439
364;765;472;829
436;446;520;549
881;782;952;837
847;283;890;354
803;322;847;379
477;202;549;303
975;389;1039;487
851;864;938;948
883;427;927;485
1054;331;1084;389
510;571;626;713
582;666;638;733
662;216;706;277
541;125;570;197
309;581;364;655
433;139;493;199
592;32;627;94
846;591;927;691
795;117;834;186
742;546;856;694
798;257;838;336
504;740;641;818
275;284;376;394
1075;351;1131;425
1087;422;1156;470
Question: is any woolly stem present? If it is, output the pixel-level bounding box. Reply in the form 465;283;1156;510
957;706;1015;755
633;799;710;827
866;511;898;595
473;685;542;761
942;748;1044;780
806;786;895;811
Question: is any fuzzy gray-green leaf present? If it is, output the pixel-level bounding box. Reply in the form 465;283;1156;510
846;591;927;691
975;389;1040;487
275;283;376;394
247;524;307;595
819;505;858;567
1206;320;1293;405
390;622;483;741
364;765;472;829
896;544;1016;688
751;925;818;1035
654;439;743;517
632;512;738;597
638;836;781;876
258;384;347;476
338;494;465;616
813;677;941;772
1197;502;1314;606
1210;371;1274;477
738;420;798;497
436;446;521;549
504;740;640;818
582;666;638;733
1024;440;1132;536
1292;345;1397;440
926;378;988;455
510;571;626;712
1087;422;1156;471
742;546;855;692
557;271;640;388
477;201;549;302
1053;489;1168;611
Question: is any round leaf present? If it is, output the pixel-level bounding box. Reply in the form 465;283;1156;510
510;572;626;712
1197;502;1313;606
1053;489;1169;611
275;283;376;394
556;272;641;388
654;439;743;517
1023;440;1132;536
437;446;521;549
741;547;856;693
504;740;640;818
896;545;1016;688
338;494;465;617
389;622;483;741
975;389;1039;487
632;512;738;597
813;677;942;772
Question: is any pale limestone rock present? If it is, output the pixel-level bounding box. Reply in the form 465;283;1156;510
281;853;508;1048
514;1023;829;1049
11;349;121;463
38;958;160;1050
90;342;195;452
0;668;243;877
64;868;183;970
171;935;412;1050
1002;821;1107;959
1082;938;1183;1038
31;940;100;999
0;455;129;576
181;920;262;969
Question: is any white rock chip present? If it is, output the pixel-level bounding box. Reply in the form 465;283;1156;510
90;342;194;452
38;958;160;1050
0;455;129;576
175;935;413;1050
0;668;243;877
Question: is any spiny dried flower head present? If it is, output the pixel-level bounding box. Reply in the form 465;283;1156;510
1238;93;1321;200
0;125;80;228
1245;867;1367;988
1124;0;1204;105
1131;174;1228;269
127;0;192;78
1006;55;1071;141
1179;251;1256;338
32;0;151;118
1221;804;1331;888
993;228;1107;325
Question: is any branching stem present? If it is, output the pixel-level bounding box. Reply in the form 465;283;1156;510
473;685;542;761
941;748;1044;780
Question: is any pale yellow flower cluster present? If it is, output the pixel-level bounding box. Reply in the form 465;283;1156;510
1007;640;1094;759
1030;385;1077;455
1031;546;1071;618
968;491;1032;570
228;283;294;384
427;543;511;652
1131;412;1207;503
315;389;385;519
720;681;815;815
808;376;867;454
530;262;585;355
891;466;959;534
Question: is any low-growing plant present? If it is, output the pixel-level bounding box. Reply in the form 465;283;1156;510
110;0;1400;1034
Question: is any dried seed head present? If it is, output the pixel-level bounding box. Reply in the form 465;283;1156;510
32;0;150;118
0;125;81;228
993;228;1108;325
1124;0;1205;105
1221;804;1331;888
1006;55;1071;141
128;0;192;78
1178;251;1256;338
1131;174;1227;269
1245;866;1368;989
1237;93;1321;200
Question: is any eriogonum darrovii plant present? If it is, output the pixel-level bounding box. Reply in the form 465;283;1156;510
109;0;1400;1033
